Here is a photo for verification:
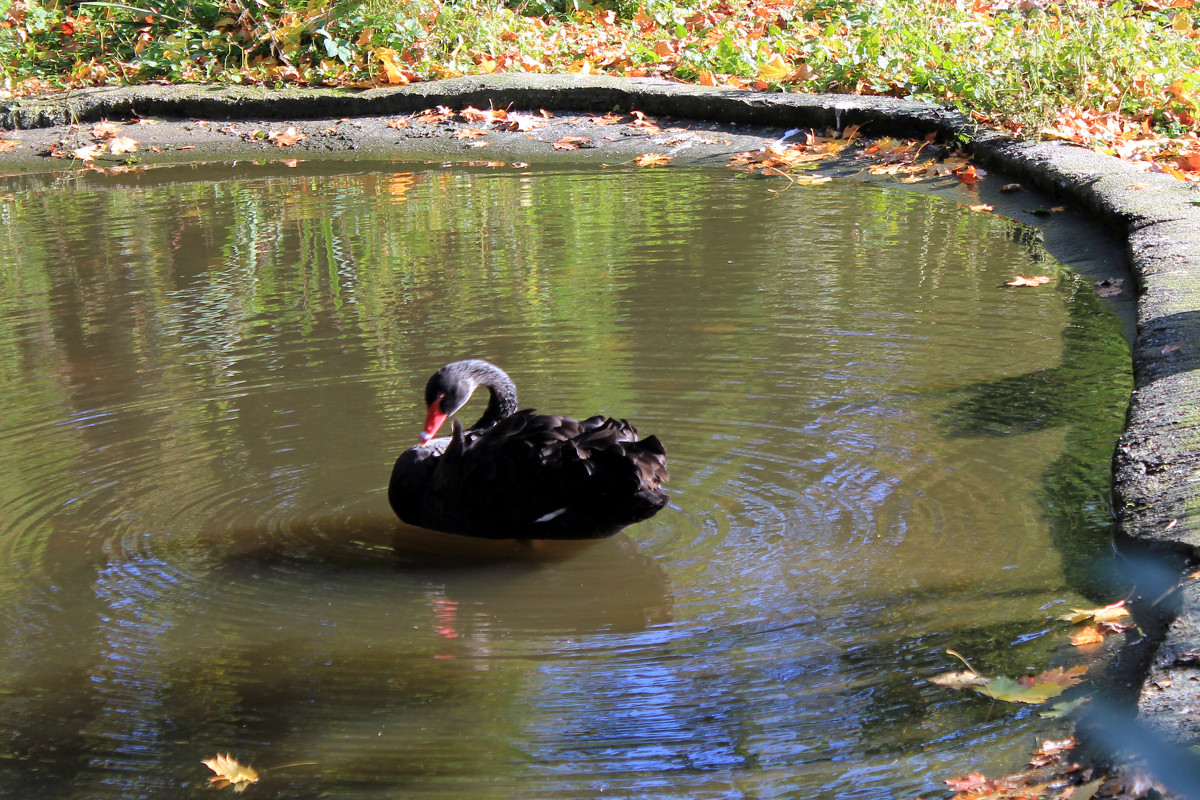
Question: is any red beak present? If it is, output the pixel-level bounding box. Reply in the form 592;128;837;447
419;399;448;444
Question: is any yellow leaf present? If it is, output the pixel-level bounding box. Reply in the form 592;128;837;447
1059;601;1131;625
757;53;792;82
635;153;671;168
372;47;409;85
71;144;102;162
1171;10;1193;32
568;58;593;74
201;754;259;788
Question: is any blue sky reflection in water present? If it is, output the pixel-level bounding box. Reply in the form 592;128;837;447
0;163;1130;799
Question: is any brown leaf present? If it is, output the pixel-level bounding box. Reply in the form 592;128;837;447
1000;182;1023;192
1060;601;1130;625
201;754;259;788
414;106;454;124
268;126;305;147
552;135;590;151
0;139;21;152
1163;343;1183;354
386;117;411;129
968;203;994;213
91;120;121;140
459;106;493;123
591;112;624;126
945;771;995;792
456;127;488;139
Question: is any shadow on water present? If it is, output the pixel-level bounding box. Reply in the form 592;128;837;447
936;277;1132;598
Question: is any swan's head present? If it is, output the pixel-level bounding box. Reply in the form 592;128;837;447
418;365;476;443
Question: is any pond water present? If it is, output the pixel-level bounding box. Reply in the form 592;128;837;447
0;162;1130;799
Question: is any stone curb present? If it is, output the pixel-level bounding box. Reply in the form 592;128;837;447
6;73;1200;776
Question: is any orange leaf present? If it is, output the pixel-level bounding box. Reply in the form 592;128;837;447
1070;625;1105;646
457;127;488;139
955;164;983;184
1007;275;1051;287
635;152;671;168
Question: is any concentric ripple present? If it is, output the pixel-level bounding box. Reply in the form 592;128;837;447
0;163;1130;800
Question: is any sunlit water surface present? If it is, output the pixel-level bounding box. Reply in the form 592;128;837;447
0;163;1130;799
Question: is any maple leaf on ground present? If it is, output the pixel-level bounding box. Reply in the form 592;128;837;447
202;754;259;790
70;144;102;162
459;106;496;123
1059;601;1130;625
590;112;624;126
414;106;454;124
635;152;671;168
91;120;120;140
268;127;305;147
108;136;138;155
552;135;590;150
628;110;660;133
1007;275;1051;287
0;139;21;152
456;127;488;139
385;117;411;129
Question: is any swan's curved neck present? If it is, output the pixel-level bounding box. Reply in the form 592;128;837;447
458;360;518;430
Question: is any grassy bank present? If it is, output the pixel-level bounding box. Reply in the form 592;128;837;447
0;0;1198;173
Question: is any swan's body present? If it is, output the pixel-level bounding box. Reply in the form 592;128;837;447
388;360;668;539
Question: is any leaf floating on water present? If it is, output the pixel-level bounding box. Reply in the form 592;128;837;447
635;153;671;168
202;754;259;791
1006;275;1051;287
928;670;988;689
1059;600;1130;625
968;203;994;213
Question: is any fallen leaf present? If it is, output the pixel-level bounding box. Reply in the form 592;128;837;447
945;771;995;793
635;152;671;167
108;136;138;155
757;52;792;82
1059;601;1130;625
414;106;454;124
459;106;493;123
0;139;21;152
955;164;984;184
268;127;304;147
456;127;488;139
91;120;120;140
201;754;259;789
591;112;623;126
1007;275;1052;287
1000;182;1023;192
969;203;994;212
552;135;590;150
386;117;411;129
929;670;988;689
71;144;102;162
281;158;300;168
1163;343;1183;354
1070;625;1105;646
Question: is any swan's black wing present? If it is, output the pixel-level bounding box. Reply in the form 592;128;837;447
425;410;669;539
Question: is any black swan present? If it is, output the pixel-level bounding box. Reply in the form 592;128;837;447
388;359;669;539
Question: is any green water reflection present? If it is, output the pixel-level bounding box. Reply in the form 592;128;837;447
0;163;1130;799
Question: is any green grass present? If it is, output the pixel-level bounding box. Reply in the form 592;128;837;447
0;0;1196;144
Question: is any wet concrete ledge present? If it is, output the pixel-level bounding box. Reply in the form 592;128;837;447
6;73;1200;774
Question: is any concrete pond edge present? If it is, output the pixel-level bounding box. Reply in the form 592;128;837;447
6;73;1200;786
